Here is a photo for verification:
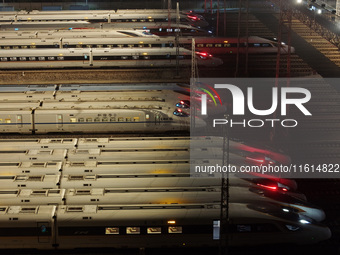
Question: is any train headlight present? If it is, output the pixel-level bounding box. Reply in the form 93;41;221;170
299;219;311;224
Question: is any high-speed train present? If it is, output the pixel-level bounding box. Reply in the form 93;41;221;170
0;185;325;222
0;47;222;69
0;90;199;133
0;29;157;39
0;9;209;28
0;36;294;55
0;203;331;249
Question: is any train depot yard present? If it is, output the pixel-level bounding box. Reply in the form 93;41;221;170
0;1;340;255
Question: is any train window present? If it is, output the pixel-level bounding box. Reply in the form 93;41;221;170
121;56;128;60
206;44;213;47
38;57;45;61
75;190;91;195
5;119;11;123
76;45;83;48
147;227;161;234
197;44;204;47
21;46;28;49
253;43;261;47
107;44;113;48
19;57;27;61
143;56;150;60
117;44;124;48
0;57;8;61
133;117;140;122
166;29;173;32
126;117;131;122
30;45;36;49
20;207;37;213
70;118;77;123
149;19;154;22
94;117;100;122
110;117;116;122
168;226;182;234
32;163;46;167
9;57;17;61
215;44;222;47
29;57;36;61
105;227;119;234
4;46;10;50
213;220;220;240
86;45;92;48
57;57;64;61
261;43;272;47
118;117;124;122
126;227;140;234
86;118;92;122
28;176;43;181
31;190;47;196
48;57;55;61
67;207;83;212
102;117;108;122
128;44;134;48
223;43;231;47
0;176;15;180
146;114;150;120
13;46;19;49
133;56;140;60
97;45;103;48
78;118;84;122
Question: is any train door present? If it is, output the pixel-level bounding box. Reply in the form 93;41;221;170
57;114;63;128
16;115;22;128
154;113;161;128
37;222;51;243
83;49;93;66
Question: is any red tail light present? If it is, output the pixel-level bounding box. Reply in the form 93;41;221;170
257;183;278;191
196;51;212;58
188;15;199;21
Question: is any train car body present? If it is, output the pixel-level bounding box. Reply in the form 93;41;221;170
0;10;209;28
76;137;190;149
0;205;56;249
0;161;62;175
194;36;295;54
63;160;189;175
0;47;222;69
0;138;77;150
0;108;33;134
0;36;294;55
59;174;218;189
0;189;65;206
0;149;67;162
0;174;60;189
0;203;330;249
33;108;189;134
64;187;221;205
66;148;189;161
0;87;197;134
0;29;157;39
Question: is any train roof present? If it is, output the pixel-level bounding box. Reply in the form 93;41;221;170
0;46;192;56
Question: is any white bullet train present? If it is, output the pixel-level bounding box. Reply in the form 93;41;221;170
0;47;223;70
0;203;331;249
0;185;325;222
0;91;197;134
0;36;294;55
0;9;209;28
0;29;157;39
